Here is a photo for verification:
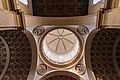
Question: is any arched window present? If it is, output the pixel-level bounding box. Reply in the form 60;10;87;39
19;0;28;5
92;0;101;5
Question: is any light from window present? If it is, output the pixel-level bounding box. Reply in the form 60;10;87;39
93;0;101;5
19;0;28;5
